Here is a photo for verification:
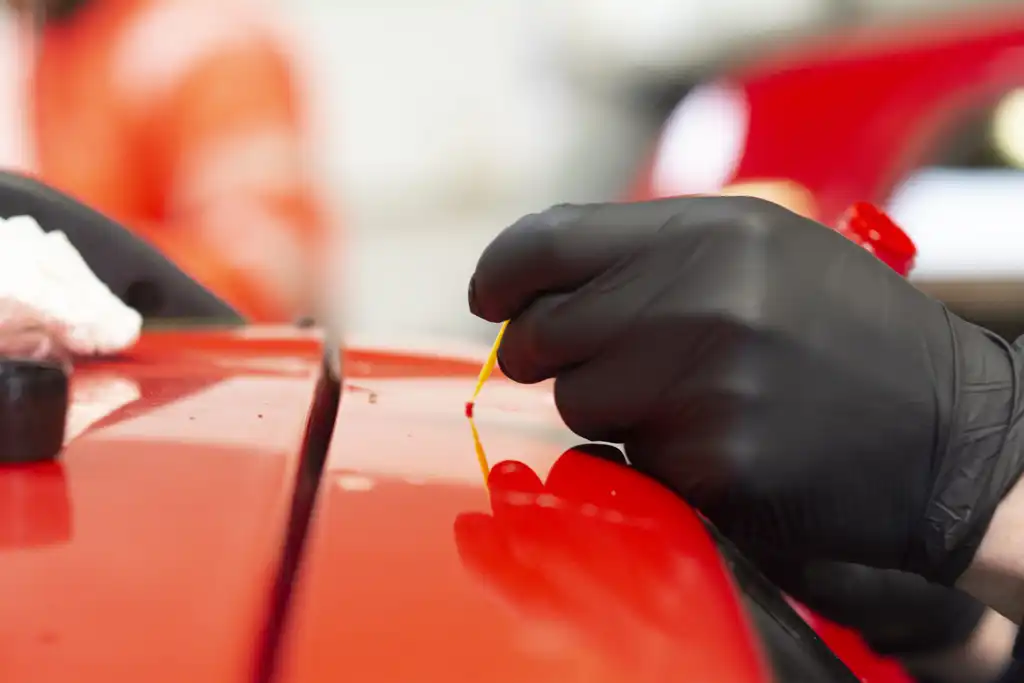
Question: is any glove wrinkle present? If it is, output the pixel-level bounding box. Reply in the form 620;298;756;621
921;319;1023;583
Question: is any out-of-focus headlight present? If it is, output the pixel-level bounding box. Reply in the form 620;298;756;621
650;82;749;197
992;89;1024;168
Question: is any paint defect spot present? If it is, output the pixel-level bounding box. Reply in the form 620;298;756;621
345;384;379;404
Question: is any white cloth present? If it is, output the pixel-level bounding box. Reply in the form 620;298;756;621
0;215;142;358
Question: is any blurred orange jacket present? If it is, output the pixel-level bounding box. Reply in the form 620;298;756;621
29;0;326;322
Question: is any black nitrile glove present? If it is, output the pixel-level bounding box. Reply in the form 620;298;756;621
467;197;1024;585
762;558;985;657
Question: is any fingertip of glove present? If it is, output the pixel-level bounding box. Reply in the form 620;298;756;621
467;275;499;322
467;203;596;323
467;276;480;317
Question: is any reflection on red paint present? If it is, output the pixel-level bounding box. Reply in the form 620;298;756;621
454;449;769;683
0;462;71;550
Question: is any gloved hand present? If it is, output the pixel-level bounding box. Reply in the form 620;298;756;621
761;558;986;658
467;197;1024;585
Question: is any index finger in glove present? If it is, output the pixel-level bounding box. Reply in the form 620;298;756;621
758;557;987;657
467;199;696;323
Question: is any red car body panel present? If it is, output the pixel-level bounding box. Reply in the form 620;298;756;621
0;331;318;683
637;7;1024;227
279;391;765;683
0;328;780;683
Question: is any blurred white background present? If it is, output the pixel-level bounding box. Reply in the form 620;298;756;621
288;0;624;344
282;0;1024;343
3;0;1020;341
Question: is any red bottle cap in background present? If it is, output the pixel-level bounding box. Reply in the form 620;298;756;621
835;202;917;277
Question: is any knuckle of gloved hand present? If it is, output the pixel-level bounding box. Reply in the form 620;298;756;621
515;203;586;249
678;195;791;250
722;195;792;239
538;202;592;227
661;196;790;291
531;203;598;269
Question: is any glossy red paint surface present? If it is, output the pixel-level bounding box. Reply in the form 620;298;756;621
278;428;768;683
0;327;905;683
0;330;321;683
639;8;1024;225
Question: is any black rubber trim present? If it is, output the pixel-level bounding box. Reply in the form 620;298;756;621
250;347;342;683
705;521;862;683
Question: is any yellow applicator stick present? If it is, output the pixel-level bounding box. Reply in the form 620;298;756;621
465;320;509;418
468;416;490;481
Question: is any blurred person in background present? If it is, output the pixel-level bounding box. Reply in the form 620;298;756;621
3;0;326;323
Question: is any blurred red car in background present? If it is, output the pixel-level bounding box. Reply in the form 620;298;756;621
636;6;1024;224
638;3;1024;337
